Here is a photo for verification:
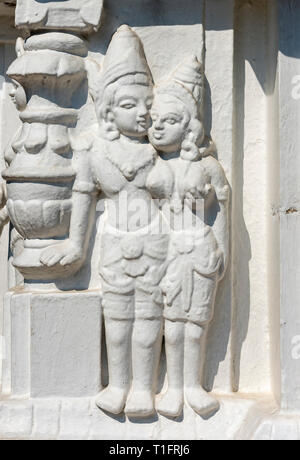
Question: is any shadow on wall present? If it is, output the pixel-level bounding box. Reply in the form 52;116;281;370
204;0;278;392
202;74;234;393
207;0;278;392
277;0;300;59
228;0;279;392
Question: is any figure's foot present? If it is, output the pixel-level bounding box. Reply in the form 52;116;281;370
95;386;128;415
156;388;184;418
125;390;155;418
185;386;220;416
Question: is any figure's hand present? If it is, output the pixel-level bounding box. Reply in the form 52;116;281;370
186;184;214;202
40;240;83;268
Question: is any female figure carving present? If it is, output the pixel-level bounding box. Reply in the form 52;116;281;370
147;56;230;417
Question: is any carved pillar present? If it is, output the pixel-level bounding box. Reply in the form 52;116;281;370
2;0;103;282
3;34;87;280
1;1;104;399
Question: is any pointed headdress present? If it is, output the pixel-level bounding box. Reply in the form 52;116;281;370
98;25;153;103
156;56;203;118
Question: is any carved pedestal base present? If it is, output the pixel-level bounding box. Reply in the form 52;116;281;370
0;395;278;440
1;291;102;398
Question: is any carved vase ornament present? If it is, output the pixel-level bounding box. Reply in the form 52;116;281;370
2;33;88;280
1;0;104;283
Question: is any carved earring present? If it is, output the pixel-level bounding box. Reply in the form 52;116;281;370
181;131;201;161
104;110;120;141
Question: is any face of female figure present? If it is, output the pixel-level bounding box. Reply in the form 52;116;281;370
110;85;153;138
9;80;27;112
148;95;190;153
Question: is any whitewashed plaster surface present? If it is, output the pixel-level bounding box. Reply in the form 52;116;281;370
0;0;299;440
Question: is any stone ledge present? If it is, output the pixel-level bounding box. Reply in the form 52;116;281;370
238;409;300;440
0;395;282;440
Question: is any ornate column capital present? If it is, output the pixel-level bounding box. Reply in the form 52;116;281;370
15;0;104;34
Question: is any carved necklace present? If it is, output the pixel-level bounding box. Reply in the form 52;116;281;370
105;143;156;181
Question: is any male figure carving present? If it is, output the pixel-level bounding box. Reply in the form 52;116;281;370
40;25;169;418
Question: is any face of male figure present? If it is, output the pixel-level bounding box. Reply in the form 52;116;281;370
111;85;153;138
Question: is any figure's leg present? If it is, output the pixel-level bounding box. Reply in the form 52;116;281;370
124;300;163;417
184;322;219;415
96;296;134;414
156;319;184;417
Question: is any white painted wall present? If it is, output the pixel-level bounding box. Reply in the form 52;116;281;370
277;0;300;412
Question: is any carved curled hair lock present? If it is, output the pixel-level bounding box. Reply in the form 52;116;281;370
180;118;204;161
102;107;120;141
98;83;121;141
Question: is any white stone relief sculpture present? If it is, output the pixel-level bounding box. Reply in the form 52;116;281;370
38;25;230;419
147;56;230;417
2;32;89;280
0;0;230;421
1;0;300;442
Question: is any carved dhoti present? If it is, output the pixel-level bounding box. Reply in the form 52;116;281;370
161;225;223;325
99;220;169;320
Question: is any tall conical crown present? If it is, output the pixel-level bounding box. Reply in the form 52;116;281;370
172;55;203;106
156;55;203;117
101;25;153;91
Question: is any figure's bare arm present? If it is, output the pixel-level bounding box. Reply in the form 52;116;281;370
205;157;230;279
213;199;229;279
40;148;98;268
